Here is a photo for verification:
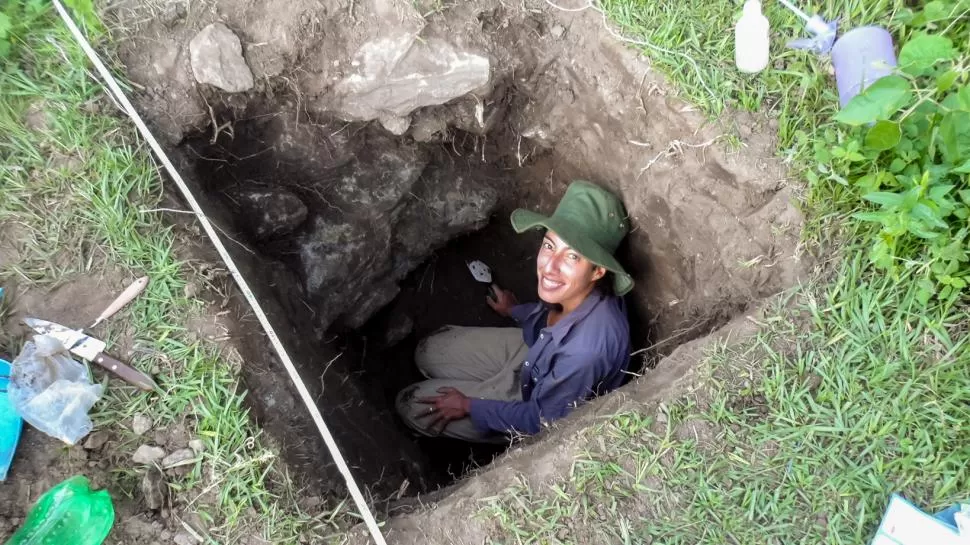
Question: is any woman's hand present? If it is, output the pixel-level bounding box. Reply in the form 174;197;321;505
487;284;519;317
418;387;471;434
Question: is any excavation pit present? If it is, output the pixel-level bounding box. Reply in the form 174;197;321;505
113;0;803;508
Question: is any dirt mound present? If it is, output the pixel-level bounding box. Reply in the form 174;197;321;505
100;0;805;530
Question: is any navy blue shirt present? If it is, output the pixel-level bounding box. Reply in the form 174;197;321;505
468;290;630;435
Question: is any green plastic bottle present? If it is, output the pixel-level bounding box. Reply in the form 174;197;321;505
4;476;114;545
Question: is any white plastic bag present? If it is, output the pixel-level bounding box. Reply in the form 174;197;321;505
8;334;103;445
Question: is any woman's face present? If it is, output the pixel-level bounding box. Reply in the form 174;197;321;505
536;230;606;307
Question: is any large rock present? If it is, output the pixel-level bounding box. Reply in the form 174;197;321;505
189;23;255;93
334;34;490;133
293;142;498;329
233;187;309;240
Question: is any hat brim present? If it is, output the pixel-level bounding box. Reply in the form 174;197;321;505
511;209;634;296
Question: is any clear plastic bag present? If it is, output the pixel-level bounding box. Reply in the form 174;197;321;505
8;335;103;445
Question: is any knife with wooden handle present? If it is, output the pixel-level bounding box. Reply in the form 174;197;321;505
23;317;159;391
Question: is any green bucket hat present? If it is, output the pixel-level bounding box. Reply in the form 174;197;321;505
511;180;633;296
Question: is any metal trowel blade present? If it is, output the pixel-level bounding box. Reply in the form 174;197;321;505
466;260;493;284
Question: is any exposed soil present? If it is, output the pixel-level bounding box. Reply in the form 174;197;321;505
0;0;806;541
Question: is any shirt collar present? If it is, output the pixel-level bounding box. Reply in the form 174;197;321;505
544;289;605;342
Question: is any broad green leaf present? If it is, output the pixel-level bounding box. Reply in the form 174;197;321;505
939;111;970;164
923;1;952;22
911;203;948;228
899;33;956;76
929;184;955;202
854;174;881;192
955;159;970;173
917;283;933;305
940;285;953;300
937;70;959;94
939;240;969;262
945;87;970;112
909;222;942;239
865;121;902;151
863;191;906;207
835;76;913;126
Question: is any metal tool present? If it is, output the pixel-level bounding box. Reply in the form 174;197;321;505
466;260;498;302
90;276;149;328
23;317;158;391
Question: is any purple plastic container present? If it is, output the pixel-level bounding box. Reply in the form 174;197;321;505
831;26;898;107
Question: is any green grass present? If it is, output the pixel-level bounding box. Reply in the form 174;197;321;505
478;1;970;544
0;7;346;543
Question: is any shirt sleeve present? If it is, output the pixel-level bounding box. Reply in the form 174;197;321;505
509;302;540;324
468;351;605;435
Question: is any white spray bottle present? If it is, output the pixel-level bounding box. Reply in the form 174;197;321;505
735;0;770;74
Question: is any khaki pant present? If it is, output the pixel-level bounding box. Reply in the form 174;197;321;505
396;326;528;443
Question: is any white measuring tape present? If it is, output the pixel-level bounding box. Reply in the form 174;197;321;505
50;2;387;543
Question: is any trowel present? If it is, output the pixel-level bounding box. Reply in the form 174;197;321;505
466;260;498;302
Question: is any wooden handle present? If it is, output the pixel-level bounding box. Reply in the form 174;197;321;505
93;352;159;391
91;276;149;328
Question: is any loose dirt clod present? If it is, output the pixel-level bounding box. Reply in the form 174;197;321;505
132;445;165;465
141;466;168;510
82;430;110;451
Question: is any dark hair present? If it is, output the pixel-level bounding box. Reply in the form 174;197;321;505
596;270;615;296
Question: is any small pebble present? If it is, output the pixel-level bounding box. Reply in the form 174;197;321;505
550;24;565;38
132;413;153;436
188;439;204;454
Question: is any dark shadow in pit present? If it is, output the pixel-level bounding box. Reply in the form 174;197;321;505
343;214;540;480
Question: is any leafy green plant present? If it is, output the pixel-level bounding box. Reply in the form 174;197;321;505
814;30;970;304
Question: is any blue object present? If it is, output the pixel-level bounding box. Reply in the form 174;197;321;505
871;493;968;544
0;287;23;481
468;290;630;435
0;357;23;481
935;501;967;527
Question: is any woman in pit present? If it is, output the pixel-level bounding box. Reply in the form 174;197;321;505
396;180;632;443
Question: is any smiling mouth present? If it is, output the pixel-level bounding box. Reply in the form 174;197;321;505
540;276;565;291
